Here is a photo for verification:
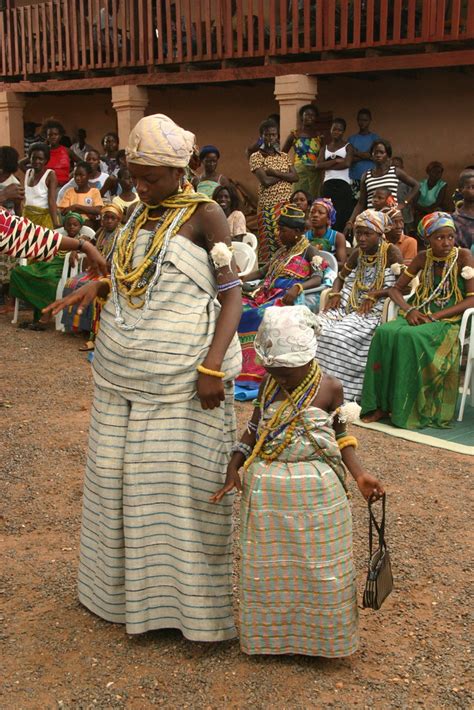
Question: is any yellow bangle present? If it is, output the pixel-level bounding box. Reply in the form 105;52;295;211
466;292;474;297
405;270;416;279
294;283;304;295
197;364;225;379
327;291;341;298
338;435;358;451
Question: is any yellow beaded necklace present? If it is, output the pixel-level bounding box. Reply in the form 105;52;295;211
411;247;463;321
347;240;390;313
244;360;322;469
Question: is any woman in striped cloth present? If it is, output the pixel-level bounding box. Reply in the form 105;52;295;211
44;114;243;643
315;209;403;401
212;305;384;656
345;139;419;240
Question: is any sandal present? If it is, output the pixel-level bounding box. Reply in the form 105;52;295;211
79;340;95;352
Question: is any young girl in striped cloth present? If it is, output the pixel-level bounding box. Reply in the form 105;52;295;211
212;305;384;656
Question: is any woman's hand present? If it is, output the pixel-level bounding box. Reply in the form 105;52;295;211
281;284;300;305
210;466;242;503
197;372;225;410
357;294;377;315
42;280;103;318
406;308;430;326
324;293;341;311
356;472;384;501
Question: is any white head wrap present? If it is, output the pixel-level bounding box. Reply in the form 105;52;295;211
126;114;195;168
254;305;321;369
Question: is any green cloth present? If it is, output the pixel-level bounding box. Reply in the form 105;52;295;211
9;255;65;321
294;162;321;199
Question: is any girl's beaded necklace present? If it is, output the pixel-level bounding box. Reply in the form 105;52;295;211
264;236;310;286
410;247;462;318
347;240;390;313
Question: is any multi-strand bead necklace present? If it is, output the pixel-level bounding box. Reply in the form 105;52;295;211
409;247;463;320
346;240;390;313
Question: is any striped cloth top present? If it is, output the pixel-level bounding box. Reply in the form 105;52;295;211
0;209;61;260
93;231;242;403
365;164;399;207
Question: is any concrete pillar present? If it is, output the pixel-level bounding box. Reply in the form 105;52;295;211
0;91;26;157
274;75;318;145
111;85;148;147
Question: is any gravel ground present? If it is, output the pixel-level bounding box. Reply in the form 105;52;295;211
1;315;473;709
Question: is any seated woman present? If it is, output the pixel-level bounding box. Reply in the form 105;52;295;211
361;212;474;429
237;204;333;386
315;209;403;402
58;162;104;228
10;212;87;330
212;184;247;238
305;197;347;268
61;204;123;350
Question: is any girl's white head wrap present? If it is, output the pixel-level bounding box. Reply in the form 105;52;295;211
126;114;195;168
254;305;321;369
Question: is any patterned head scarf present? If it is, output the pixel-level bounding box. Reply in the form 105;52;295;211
382;206;403;232
254;305;321;368
101;203;123;219
63;211;85;226
278;203;306;231
126;114;195;168
354;209;390;235
417;211;455;241
199;144;220;160
310;197;337;227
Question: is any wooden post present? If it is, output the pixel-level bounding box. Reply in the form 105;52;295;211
0;91;25;156
274;74;318;146
111;84;148;147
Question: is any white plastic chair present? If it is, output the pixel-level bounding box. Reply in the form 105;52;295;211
304;250;338;312
11;257;28;325
54;252;85;331
457;307;474;421
242;232;258;252
232;240;257;277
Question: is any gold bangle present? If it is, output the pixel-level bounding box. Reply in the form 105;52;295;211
466;292;474;297
197;364;225;379
405;270;416;279
338;435;358;451
364;295;376;302
294;283;304;295
327;291;341;298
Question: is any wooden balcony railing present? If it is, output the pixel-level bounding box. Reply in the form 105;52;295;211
1;0;473;80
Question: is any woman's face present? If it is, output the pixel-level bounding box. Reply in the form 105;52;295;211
292;191;309;213
202;152;219;174
386;217;404;243
427;164;443;182
371;143;388;164
429;227;455;258
30;150;47;172
310;204;329;229
103;134;118;153
85;151;101;174
128;162;182;204
355;226;380;252
302;108;317;128
65;217;82;238
266;362;312;392
101;211;120;232
262;126;279;149
46;127;62;147
278;225;300;248
330;122;345;141
74;167;89;187
215;188;231;214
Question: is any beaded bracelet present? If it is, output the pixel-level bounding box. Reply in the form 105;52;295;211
197;364;225;378
217;278;242;293
230;442;252;459
246;420;258;434
363;294;376;302
338;435;358;451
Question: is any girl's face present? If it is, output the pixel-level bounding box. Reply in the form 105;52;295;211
429;227;455;258
330;122;345;141
119;171;133;191
310;204;329;229
30;150;47;172
101;211;120;232
65;217;82;238
46;127;62;147
103;134;118;153
386;217;404;244
278;225;300;248
215;188;231;213
372;143;388;164
355;226;380;253
302;108;317;128
461;176;474;202
266;362;312;392
292;191;309;213
74;167;89;187
86;151;101;173
202;152;218;174
128;162;183;204
372;190;390;210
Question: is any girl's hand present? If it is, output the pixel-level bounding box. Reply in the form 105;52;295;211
197;372;225;410
356;473;384;501
324;293;341;311
281;285;300;305
210;466;242;503
42;281;102;317
406;308;430;326
358;294;376;315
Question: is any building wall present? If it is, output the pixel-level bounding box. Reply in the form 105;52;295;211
22;70;474;202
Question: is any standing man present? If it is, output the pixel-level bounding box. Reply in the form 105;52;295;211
348;108;379;196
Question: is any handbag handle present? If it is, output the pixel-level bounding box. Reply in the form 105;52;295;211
368;493;387;557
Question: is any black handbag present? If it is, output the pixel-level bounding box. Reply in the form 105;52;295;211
362;493;393;610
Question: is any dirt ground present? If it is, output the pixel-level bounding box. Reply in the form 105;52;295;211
1;316;472;709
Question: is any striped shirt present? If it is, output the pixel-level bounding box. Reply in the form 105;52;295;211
365;165;400;207
0;209;61;261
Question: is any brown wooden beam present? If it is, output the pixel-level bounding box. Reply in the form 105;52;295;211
1;48;473;93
